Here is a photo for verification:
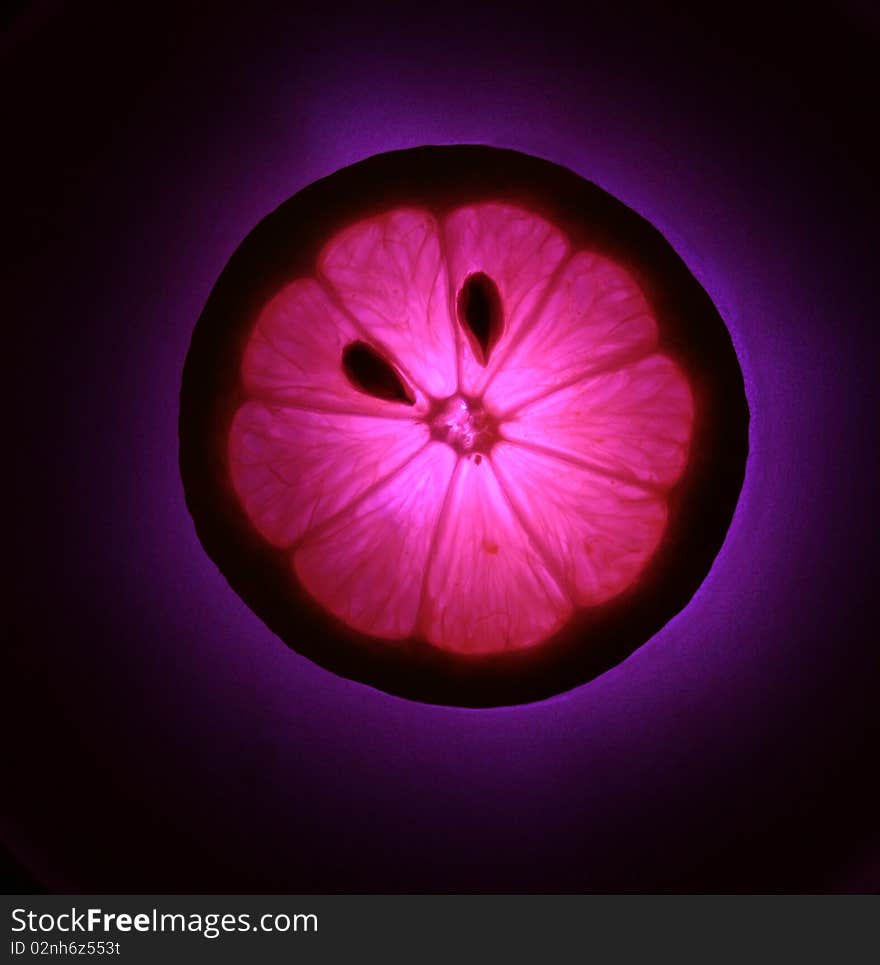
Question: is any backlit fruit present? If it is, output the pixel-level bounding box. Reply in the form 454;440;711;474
180;146;748;706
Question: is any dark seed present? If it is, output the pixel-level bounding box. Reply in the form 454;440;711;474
341;341;414;404
457;272;503;366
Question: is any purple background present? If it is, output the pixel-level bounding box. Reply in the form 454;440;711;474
5;2;879;891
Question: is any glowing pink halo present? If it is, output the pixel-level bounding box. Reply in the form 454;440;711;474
180;146;747;705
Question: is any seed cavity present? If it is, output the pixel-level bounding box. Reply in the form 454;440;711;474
457;272;503;366
341;341;414;405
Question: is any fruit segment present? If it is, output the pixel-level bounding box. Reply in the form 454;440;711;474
491;442;666;607
484;251;658;414
421;458;570;653
443;203;569;396
242;278;428;415
293;443;456;640
228;402;429;548
319;209;457;399
503;354;693;488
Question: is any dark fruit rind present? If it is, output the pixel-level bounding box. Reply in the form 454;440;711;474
179;145;749;707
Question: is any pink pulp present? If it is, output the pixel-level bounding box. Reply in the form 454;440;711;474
228;203;694;654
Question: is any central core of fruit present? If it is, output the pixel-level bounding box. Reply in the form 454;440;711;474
428;395;500;456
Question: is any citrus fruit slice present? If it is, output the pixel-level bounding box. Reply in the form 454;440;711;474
180;146;748;706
